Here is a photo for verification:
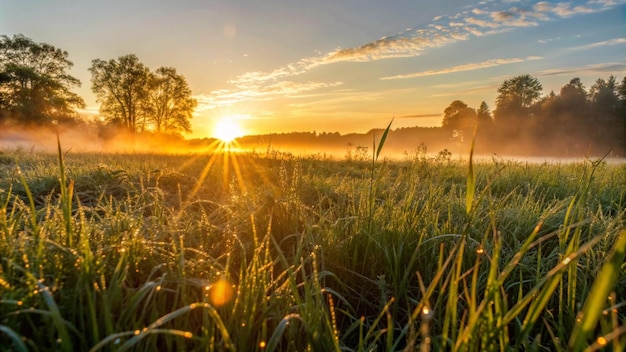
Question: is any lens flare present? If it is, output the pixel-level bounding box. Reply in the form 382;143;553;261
209;279;234;306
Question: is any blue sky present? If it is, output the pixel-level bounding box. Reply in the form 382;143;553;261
1;0;625;138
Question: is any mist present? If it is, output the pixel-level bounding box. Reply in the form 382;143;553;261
0;124;199;154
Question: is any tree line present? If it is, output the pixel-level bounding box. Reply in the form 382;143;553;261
442;74;626;155
0;34;195;135
1;34;625;156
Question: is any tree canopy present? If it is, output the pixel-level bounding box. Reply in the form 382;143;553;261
442;100;477;142
441;74;626;155
146;67;196;134
90;55;196;134
89;54;151;131
0;34;85;124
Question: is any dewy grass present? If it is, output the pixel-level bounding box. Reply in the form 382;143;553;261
0;145;624;351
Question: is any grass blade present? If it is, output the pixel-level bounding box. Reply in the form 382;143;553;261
375;117;394;160
266;314;304;352
465;137;476;216
0;324;28;352
569;230;626;351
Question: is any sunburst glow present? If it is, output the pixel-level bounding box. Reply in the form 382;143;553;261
213;117;245;143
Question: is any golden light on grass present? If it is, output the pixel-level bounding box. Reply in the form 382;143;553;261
208;279;234;306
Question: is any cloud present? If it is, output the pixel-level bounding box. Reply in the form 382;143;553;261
230;0;620;87
207;0;624;108
465;16;500;28
568;38;626;51
533;1;552;12
491;11;515;21
194;81;343;110
533;1;610;17
536;62;626;76
381;56;542;80
552;3;594;16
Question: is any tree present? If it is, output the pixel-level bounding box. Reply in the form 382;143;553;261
560;78;587;107
495;74;543;110
476;101;493;133
90;55;196;134
589;76;623;152
493;74;542;137
618;76;626;108
145;67;196;134
536;79;591;154
89;54;150;131
442;100;476;142
0;34;85;124
541;79;588;126
619;76;626;150
442;100;468;130
589;76;619;114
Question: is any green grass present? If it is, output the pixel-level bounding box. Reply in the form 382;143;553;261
0;145;624;351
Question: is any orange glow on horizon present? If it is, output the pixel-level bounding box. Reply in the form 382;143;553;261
212;115;247;142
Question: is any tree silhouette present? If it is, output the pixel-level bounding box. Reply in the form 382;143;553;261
589;76;623;151
442;100;468;131
145;67;196;135
90;55;196;134
476;101;493;134
442;100;476;142
0;34;85;125
493;74;542;138
89;54;151;131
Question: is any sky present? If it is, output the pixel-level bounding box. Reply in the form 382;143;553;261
1;0;625;139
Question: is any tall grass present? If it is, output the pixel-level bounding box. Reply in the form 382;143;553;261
0;143;624;351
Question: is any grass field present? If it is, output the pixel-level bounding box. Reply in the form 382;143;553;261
0;143;625;351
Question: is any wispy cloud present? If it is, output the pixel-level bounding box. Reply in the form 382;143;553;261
206;0;624;108
229;1;619;86
568;38;626;51
381;56;542;80
536;62;626;76
195;81;343;111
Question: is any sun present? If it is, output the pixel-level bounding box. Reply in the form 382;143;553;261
213;117;245;143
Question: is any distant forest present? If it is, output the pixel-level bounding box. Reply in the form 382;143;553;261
230;74;626;158
1;34;625;157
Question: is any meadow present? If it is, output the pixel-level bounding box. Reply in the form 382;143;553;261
0;142;625;351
